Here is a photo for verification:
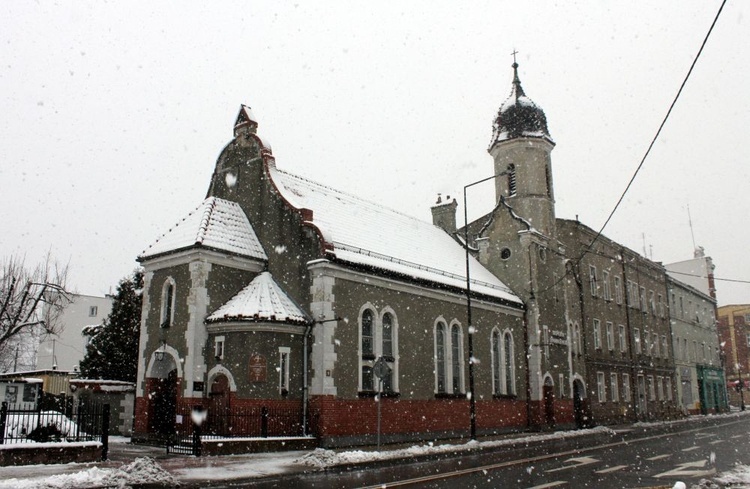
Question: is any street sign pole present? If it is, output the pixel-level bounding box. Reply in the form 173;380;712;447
372;357;391;450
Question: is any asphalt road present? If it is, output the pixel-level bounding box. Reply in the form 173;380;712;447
235;416;750;488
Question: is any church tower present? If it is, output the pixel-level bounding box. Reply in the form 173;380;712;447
488;60;556;237
477;60;574;430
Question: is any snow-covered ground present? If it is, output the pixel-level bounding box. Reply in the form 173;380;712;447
1;412;750;488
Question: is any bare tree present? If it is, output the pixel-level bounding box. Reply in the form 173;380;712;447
0;254;70;372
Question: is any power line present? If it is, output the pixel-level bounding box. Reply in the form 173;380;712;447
668;270;750;285
538;0;727;296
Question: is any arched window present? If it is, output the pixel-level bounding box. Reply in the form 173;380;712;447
503;331;515;395
359;306;399;393
435;321;447;394
451;324;463;393
492;329;502;395
380;311;396;391
160;279;176;328
434;319;464;395
382;313;393;358
361;309;375;359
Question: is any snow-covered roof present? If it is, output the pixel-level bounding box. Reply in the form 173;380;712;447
207;272;310;324
268;167;521;304
140;197;267;261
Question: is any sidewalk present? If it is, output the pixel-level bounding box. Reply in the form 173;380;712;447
0;411;748;488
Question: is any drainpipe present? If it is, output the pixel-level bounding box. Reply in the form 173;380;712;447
302;320;314;437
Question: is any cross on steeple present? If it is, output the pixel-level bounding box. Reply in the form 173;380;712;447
511;49;519;65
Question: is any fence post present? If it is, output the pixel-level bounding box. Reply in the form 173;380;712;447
75;398;82;442
261;406;268;438
193;421;202;457
0;401;7;445
101;404;110;461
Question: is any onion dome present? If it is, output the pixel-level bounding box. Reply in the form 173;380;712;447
489;62;553;148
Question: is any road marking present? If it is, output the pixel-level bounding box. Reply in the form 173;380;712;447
731;435;745;439
526;482;567;489
654;460;717;479
357;418;748;489
546;456;599;473
709;440;723;445
595;465;627;474
646;454;670;461
695;432;716;439
681;446;699;452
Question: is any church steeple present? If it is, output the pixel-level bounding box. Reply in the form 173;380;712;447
489;60;553;150
488;58;556;237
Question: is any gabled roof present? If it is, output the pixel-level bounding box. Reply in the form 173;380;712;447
140;197;267;261
206;272;309;324
268;166;521;305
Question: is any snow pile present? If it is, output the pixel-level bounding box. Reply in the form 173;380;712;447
0;457;174;489
713;464;750;487
296;426;615;468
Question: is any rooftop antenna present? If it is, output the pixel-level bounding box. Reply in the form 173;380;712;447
687;203;697;252
642;233;647;257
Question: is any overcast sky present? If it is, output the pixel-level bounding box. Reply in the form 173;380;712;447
1;1;748;305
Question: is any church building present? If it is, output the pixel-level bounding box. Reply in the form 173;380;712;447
133;61;682;448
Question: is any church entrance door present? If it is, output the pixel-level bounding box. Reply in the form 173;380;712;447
543;377;555;429
208;374;230;436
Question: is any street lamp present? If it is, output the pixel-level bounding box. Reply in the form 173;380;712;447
463;171;507;440
736;363;746;411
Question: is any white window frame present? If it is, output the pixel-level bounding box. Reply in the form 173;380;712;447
435;318;464;395
648;375;656;401
602;270;611;301
593;319;602;350
359;305;399;393
657;376;664;401
597;372;606;402
589;266;598;297
610;373;619;402
160;277;177;329
278;347;290;394
634;328;641;354
214;335;225;360
618;325;626;352
662;335;668;359
640;286;647;312
622;373;631;402
649;290;656;315
606;322;614;351
614;276;622;304
666;377;673;401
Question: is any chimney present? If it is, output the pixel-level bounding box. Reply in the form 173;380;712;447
431;195;458;234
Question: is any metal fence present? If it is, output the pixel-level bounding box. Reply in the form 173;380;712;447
0;401;110;459
168;404;310;455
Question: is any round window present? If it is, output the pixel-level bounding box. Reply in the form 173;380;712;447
500;247;512;260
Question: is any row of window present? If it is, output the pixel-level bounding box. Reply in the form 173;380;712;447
670;291;712;326
596;372;673;403
588;266;666;318
633;327;669;359
674;336;720;365
357;306;517;397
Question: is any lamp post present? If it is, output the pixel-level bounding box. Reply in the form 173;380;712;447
463;171;507;440
737;363;746;411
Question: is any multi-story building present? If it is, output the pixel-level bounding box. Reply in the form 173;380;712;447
667;275;726;414
717;304;750;408
36;293;113;372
